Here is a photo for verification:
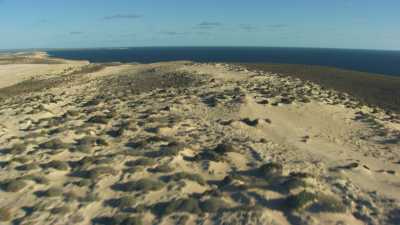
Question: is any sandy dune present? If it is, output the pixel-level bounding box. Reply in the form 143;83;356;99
0;53;399;225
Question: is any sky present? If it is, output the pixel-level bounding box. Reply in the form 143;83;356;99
0;0;399;50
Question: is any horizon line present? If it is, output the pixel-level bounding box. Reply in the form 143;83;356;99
1;45;400;53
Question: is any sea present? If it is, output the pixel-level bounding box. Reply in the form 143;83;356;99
47;47;400;77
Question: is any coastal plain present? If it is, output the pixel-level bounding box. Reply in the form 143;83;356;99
0;52;399;225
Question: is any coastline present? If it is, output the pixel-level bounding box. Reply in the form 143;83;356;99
242;63;400;114
46;47;400;77
0;52;399;225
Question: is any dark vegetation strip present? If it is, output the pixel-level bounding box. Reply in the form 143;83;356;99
99;68;205;95
0;64;105;99
0;56;63;65
241;63;400;113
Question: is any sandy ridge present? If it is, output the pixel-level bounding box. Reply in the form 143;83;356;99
0;53;398;225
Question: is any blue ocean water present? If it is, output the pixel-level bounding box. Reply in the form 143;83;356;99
48;47;400;77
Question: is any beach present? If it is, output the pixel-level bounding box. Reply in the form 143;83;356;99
0;52;399;225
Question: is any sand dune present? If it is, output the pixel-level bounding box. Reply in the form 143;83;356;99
0;53;399;225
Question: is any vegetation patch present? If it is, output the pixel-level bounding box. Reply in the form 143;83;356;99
125;141;146;149
113;178;165;192
51;206;70;215
309;194;347;213
107;128;124;138
72;166;118;180
0;179;27;192
15;163;39;171
213;143;239;154
76;136;108;147
2;143;27;155
105;196;136;211
73;179;92;187
240;118;259;127
193;150;224;162
92;215;142;225
242;63;400;113
144;147;181;158
39;139;69;150
200;197;229;213
125;158;156;167
0;208;11;222
20;174;49;184
79;193;100;203
152;198;202;216
280;177;307;192
87;115;110;124
36;187;64;198
41;160;69;171
0;76;65;98
257;162;283;179
162;172;206;185
284;191;317;211
12;156;30;164
148;164;174;173
99;70;203;96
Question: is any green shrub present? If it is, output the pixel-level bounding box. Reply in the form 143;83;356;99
74;137;108;153
213;143;238;154
79;193;100;203
1;179;27;192
121;216;143;225
149;164;174;173
73;166;118;180
16;163;39;171
42;160;69;171
125;158;156;167
311;194;347;213
200;197;228;212
165;172;206;185
51;206;70;215
87;115;109;124
124;167;145;174
114;179;165;192
64;191;80;202
38;187;63;198
92;215;142;225
39;139;69;150
106;196;136;210
0;208;11;221
107;128;124;138
153;198;202;216
241;118;259;126
145;147;181;158
12;156;30;163
281;177;307;191
285;191;317;210
74;179;92;187
88;167;118;179
193;151;224;162
257;162;283;178
175;215;190;225
3;143;26;155
20;174;49;184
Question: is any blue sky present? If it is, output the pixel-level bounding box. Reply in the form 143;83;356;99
0;0;399;50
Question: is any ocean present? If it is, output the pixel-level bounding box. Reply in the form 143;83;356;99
47;47;400;77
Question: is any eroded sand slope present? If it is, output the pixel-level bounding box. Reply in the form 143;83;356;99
0;54;399;225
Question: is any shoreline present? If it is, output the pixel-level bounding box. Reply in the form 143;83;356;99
45;47;400;77
241;63;400;114
2;51;399;113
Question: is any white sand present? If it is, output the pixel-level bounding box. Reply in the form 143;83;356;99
0;53;398;225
